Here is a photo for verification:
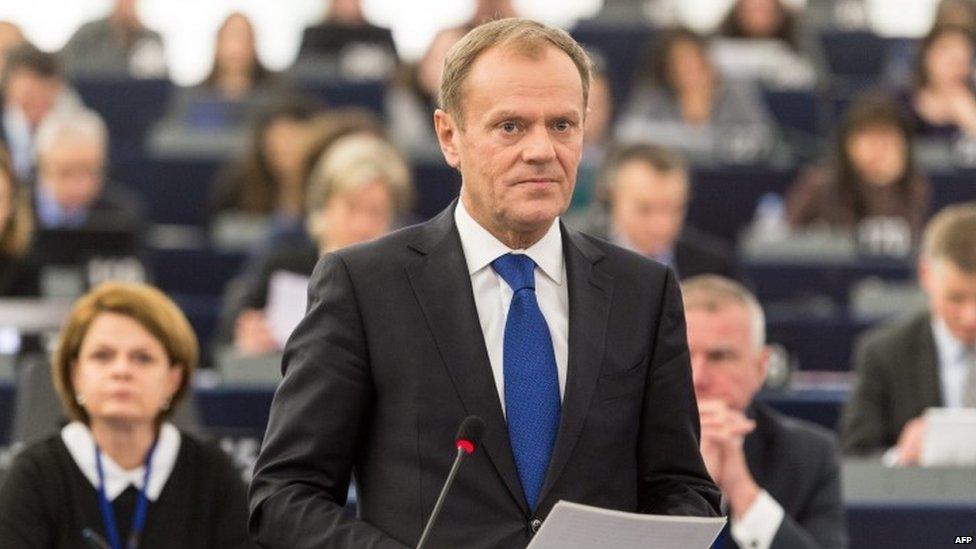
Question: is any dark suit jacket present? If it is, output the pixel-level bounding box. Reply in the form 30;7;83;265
248;203;721;548
840;310;940;455
736;404;847;549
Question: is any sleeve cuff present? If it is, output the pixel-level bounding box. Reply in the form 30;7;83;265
882;446;900;467
730;489;785;549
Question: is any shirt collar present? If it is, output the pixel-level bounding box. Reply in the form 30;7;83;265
61;421;182;502
932;317;973;364
454;199;564;284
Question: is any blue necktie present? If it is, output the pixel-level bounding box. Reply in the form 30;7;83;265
491;253;561;510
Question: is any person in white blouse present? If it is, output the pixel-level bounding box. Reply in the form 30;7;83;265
683;275;847;549
0;282;253;548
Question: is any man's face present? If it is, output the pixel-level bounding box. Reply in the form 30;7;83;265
4;69;61;127
686;304;768;411
609;160;687;257
39;141;106;212
435;45;584;240
921;259;976;346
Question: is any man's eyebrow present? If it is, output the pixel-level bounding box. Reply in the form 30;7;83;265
484;110;582;122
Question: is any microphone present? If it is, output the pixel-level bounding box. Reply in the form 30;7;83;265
81;528;111;549
416;415;485;549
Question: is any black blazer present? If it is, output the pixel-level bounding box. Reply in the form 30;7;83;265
738;404;848;549
249;202;721;548
840;310;941;455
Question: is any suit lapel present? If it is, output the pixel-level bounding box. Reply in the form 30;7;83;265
537;226;613;506
404;203;528;514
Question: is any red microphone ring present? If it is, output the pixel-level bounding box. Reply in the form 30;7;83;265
456;439;475;454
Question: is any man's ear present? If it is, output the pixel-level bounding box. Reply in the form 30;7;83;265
434;109;460;169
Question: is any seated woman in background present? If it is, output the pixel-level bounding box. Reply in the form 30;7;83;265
210;98;317;245
908;24;976;138
203;12;274;101
786;94;931;243
616;27;774;162
0;148;36;296
718;0;802;50
222;133;413;356
0;282;253;548
162;12;281;135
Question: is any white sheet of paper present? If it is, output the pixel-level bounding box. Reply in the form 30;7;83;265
526;500;726;549
921;407;976;466
266;270;310;348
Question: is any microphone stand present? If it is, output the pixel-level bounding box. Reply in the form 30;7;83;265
416;446;467;549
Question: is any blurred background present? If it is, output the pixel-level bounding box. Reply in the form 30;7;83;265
0;0;975;545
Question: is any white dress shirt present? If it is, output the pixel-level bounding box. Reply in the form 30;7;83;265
932;318;975;409
454;200;569;415
61;421;182;501
731;489;786;549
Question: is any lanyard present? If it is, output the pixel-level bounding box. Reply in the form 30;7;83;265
94;440;156;549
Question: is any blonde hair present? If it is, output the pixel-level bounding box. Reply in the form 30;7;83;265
52;282;198;424
681;275;767;351
305;134;413;242
921;202;976;272
439;17;591;126
0;148;31;257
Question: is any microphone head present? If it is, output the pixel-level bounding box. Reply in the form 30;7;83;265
455;415;485;455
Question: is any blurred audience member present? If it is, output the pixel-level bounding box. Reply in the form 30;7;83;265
0;148;36;296
221;133;412;356
842;203;976;464
571;57;614;211
684;275;847;549
386;27;465;157
616;28;773;163
0;282;253;547
60;0;167;79
297;0;396;80
713;0;817;88
934;0;976;31
0;21;27;74
571;143;737;280
786;94;931;245
908;25;976;138
1;44;77;182
469;0;517;24
210;99;317;229
718;0;801;50
203;12;273;102
31;109;140;233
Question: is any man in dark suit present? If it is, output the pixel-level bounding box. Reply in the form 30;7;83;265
28;108;143;272
249;18;720;548
569;142;738;280
841;203;976;464
683;275;847;549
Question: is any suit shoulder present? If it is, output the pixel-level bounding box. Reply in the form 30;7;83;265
857;310;930;355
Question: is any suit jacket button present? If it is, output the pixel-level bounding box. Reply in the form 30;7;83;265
530;518;542;533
